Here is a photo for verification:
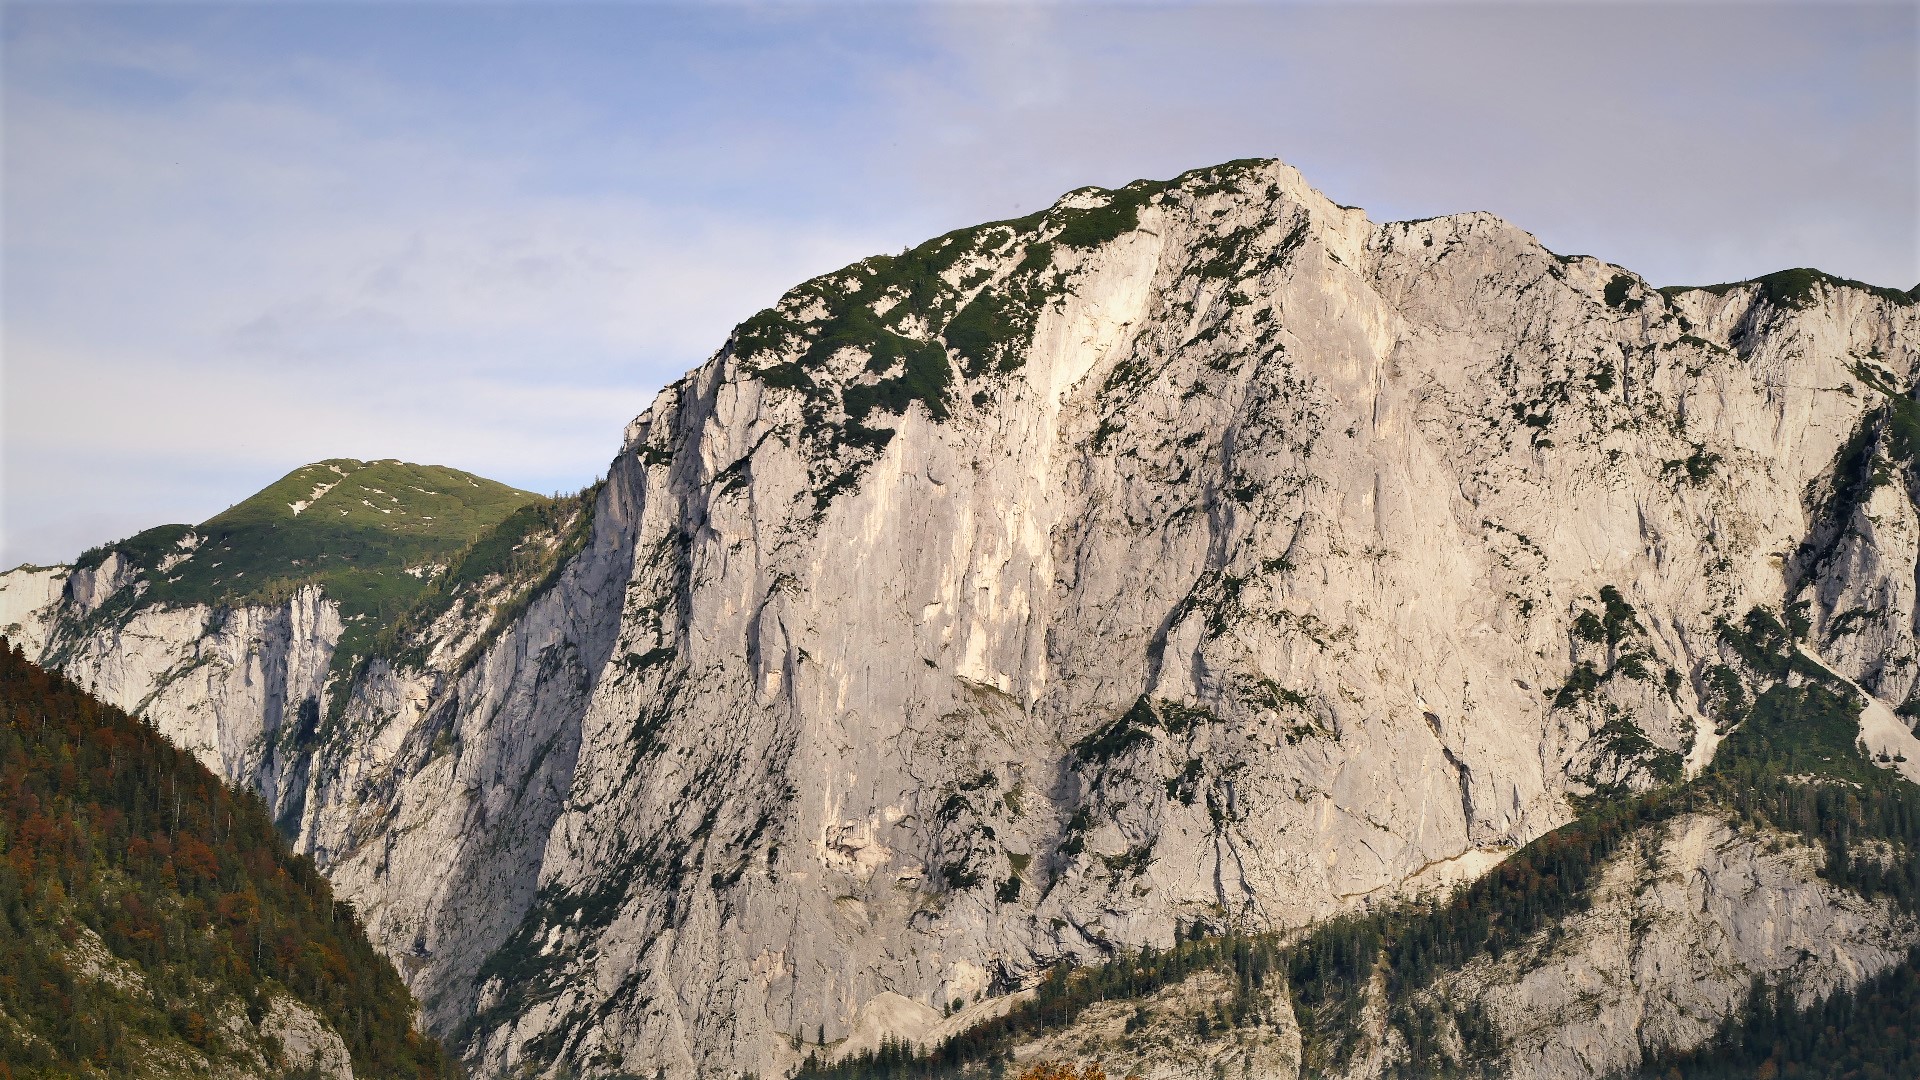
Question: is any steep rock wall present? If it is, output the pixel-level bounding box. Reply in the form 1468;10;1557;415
414;161;1919;1076
0;561;339;803
6;158;1919;1078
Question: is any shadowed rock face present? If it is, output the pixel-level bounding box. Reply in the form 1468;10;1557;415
6;158;1920;1078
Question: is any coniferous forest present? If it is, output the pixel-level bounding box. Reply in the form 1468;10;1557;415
1627;947;1920;1080
0;637;455;1078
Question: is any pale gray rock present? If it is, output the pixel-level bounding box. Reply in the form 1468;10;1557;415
261;993;357;1080
1385;813;1916;1080
38;924;357;1079
6;158;1920;1078
1008;969;1301;1080
0;563;66;654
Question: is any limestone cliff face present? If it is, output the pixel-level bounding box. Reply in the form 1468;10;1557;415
1428;813;1915;1080
6;158;1919;1078
0;560;339;806
970;810;1918;1080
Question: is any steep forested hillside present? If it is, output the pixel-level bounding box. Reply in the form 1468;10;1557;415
0;637;454;1078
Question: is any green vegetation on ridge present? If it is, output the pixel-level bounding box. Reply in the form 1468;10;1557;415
1659;267;1920;311
77;459;538;616
63;459;541;710
363;483;601;679
725;161;1275;508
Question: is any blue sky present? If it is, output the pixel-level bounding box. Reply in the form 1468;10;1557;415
3;1;1915;567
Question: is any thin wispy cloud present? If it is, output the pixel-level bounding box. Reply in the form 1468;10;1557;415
4;1;1913;567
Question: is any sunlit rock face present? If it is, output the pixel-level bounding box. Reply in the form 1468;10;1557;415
8;158;1920;1078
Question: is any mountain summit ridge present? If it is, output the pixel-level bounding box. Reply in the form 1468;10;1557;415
6;156;1920;1078
0;457;541;800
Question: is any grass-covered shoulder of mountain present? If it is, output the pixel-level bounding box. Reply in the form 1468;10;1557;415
802;607;1920;1080
363;482;601;678
0;637;456;1079
58;459;542;695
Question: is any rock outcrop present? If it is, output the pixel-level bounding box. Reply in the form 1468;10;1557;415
7;158;1920;1078
0;563;339;803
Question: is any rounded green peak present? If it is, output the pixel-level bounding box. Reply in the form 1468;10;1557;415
203;459;540;534
75;459;543;627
